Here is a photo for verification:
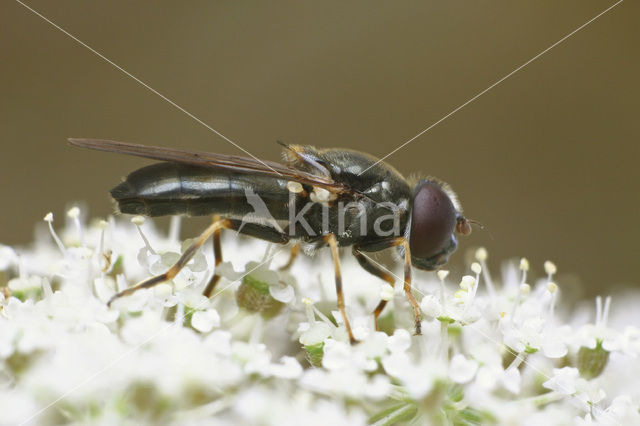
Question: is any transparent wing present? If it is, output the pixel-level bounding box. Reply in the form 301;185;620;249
69;138;351;194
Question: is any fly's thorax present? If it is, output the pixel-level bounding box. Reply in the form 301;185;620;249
284;190;411;245
277;147;414;244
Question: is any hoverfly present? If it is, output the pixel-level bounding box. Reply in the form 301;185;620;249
69;138;472;343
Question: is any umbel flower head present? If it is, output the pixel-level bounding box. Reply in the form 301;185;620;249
0;208;639;425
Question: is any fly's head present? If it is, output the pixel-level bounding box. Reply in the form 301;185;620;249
408;179;472;270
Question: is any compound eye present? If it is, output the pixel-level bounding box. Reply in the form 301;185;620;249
409;181;457;259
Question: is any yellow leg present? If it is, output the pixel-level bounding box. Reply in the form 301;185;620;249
394;237;422;335
278;243;300;271
108;217;230;307
323;234;357;344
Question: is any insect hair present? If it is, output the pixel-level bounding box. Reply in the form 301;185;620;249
407;173;463;213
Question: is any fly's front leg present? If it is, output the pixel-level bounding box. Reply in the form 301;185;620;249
108;216;232;307
323;234;357;344
354;237;422;335
392;237;421;335
352;244;396;331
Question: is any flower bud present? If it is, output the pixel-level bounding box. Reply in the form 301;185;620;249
459;275;475;290
475;247;488;261
67;206;80;219
236;275;283;318
304;342;325;367
131;216;146;226
544;260;557;275
577;341;609;379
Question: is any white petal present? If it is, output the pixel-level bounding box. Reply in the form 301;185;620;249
365;375;391;400
191;309;220;333
300;322;332;346
269;282;294;303
360;332;389;359
268;356;302;379
322;340;351;371
542;334;568;358
543;367;579;395
388;329;411;353
215;261;241;281
204;330;233;356
420;294;442;319
449;354;478;383
93;276;115;303
380;284;394;301
502;368;521;394
381;352;411;377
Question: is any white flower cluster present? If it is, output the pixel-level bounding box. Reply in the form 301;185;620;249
1;209;639;425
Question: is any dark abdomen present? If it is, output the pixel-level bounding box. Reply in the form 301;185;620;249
111;162;290;218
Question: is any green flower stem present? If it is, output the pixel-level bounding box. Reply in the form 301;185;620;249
370;403;417;426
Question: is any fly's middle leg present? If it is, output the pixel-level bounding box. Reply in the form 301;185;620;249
202;219;291;297
323;234;357;344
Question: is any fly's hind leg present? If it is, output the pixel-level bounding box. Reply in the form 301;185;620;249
323;234;357;344
108;216;232;307
202;215;224;297
202;219;290;297
352;245;396;331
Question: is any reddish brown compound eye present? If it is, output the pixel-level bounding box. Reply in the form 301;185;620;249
409;181;457;259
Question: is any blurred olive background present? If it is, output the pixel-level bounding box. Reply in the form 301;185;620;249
1;1;638;297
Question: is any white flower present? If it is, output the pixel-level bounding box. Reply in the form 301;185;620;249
387;328;411;353
420;294;442;319
266;356;303;379
543;367;606;412
575;322;620;352
3;212;640;424
500;315;544;353
299;321;332;346
449;354;478;383
191;308;221;333
501;367;521;394
541;324;572;358
572;296;621;352
617;326;640;357
543;367;581;395
269;281;295;303
382;352;444;399
419;280;481;326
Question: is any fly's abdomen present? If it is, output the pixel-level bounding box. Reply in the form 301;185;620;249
111;162;290;218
